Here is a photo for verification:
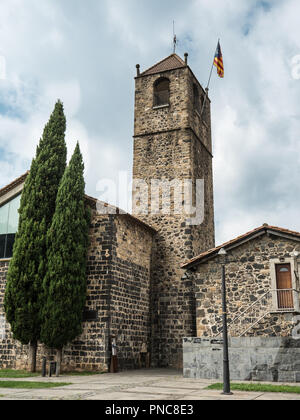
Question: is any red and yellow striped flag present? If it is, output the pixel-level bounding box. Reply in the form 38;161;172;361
214;41;224;78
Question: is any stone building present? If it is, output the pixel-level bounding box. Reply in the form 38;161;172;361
0;53;215;371
0;176;156;371
182;224;300;382
132;53;215;368
182;224;300;338
0;52;299;376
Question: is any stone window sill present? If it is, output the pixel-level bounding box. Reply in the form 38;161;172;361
270;309;300;314
153;104;169;110
0;258;12;263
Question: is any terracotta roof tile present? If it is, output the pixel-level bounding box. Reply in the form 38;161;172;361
181;224;300;269
141;54;186;76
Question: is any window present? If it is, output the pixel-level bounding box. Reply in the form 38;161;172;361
193;84;208;123
82;308;98;322
153;78;170;107
270;258;300;312
275;264;294;309
193;84;200;111
0;194;21;259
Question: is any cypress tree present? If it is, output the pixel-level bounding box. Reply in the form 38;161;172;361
40;143;90;373
4;101;67;371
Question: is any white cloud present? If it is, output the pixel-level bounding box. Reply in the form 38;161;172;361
39;28;65;49
44;80;81;118
0;0;300;247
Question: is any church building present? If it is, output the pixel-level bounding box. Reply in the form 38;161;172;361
0;53;299;376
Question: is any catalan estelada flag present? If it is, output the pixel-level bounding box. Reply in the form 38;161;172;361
214;41;224;78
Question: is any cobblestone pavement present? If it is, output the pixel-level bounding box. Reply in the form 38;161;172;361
0;369;300;400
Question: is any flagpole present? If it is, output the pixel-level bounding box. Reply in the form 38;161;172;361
173;20;177;54
200;39;220;118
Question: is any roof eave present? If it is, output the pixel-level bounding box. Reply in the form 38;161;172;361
138;65;186;79
182;227;300;270
138;53;186;77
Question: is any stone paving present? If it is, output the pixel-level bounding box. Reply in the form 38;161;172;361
0;369;299;400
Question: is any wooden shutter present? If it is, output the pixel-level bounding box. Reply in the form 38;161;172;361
275;264;294;309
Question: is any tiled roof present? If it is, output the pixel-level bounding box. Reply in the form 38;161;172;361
0;173;156;234
141;54;186;76
181;224;300;269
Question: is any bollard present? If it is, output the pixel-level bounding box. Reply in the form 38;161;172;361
56;361;60;377
49;361;56;377
42;357;47;377
48;362;52;377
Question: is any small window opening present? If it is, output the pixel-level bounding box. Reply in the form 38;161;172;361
193;84;200;111
154;78;170;107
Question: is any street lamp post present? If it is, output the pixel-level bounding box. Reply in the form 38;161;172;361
218;248;233;396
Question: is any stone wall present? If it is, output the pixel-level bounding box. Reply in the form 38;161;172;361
183;337;300;383
133;64;215;368
0;209;112;372
0;260;17;368
194;235;300;338
109;215;153;370
0;207;154;372
134;67;190;136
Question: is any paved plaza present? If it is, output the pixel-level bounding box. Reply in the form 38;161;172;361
0;369;299;400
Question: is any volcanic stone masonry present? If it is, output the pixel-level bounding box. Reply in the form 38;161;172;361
0;53;217;371
193;234;300;338
0;203;154;372
132;57;215;368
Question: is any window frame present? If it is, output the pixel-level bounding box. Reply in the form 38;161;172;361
0;193;21;261
153;77;170;108
270;258;300;313
193;83;201;111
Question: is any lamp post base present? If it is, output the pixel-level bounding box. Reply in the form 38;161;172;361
221;392;233;396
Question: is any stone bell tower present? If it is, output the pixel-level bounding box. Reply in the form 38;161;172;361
132;53;215;368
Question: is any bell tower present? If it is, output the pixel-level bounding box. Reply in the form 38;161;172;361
132;53;215;368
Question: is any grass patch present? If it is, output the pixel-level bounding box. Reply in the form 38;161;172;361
0;369;105;379
206;383;300;394
0;381;72;389
0;369;40;379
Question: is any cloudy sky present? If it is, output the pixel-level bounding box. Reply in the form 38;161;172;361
0;0;300;245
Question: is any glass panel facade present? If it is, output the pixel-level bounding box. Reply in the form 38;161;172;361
0;194;21;259
5;234;15;259
0;201;9;235
7;194;20;233
0;235;5;258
